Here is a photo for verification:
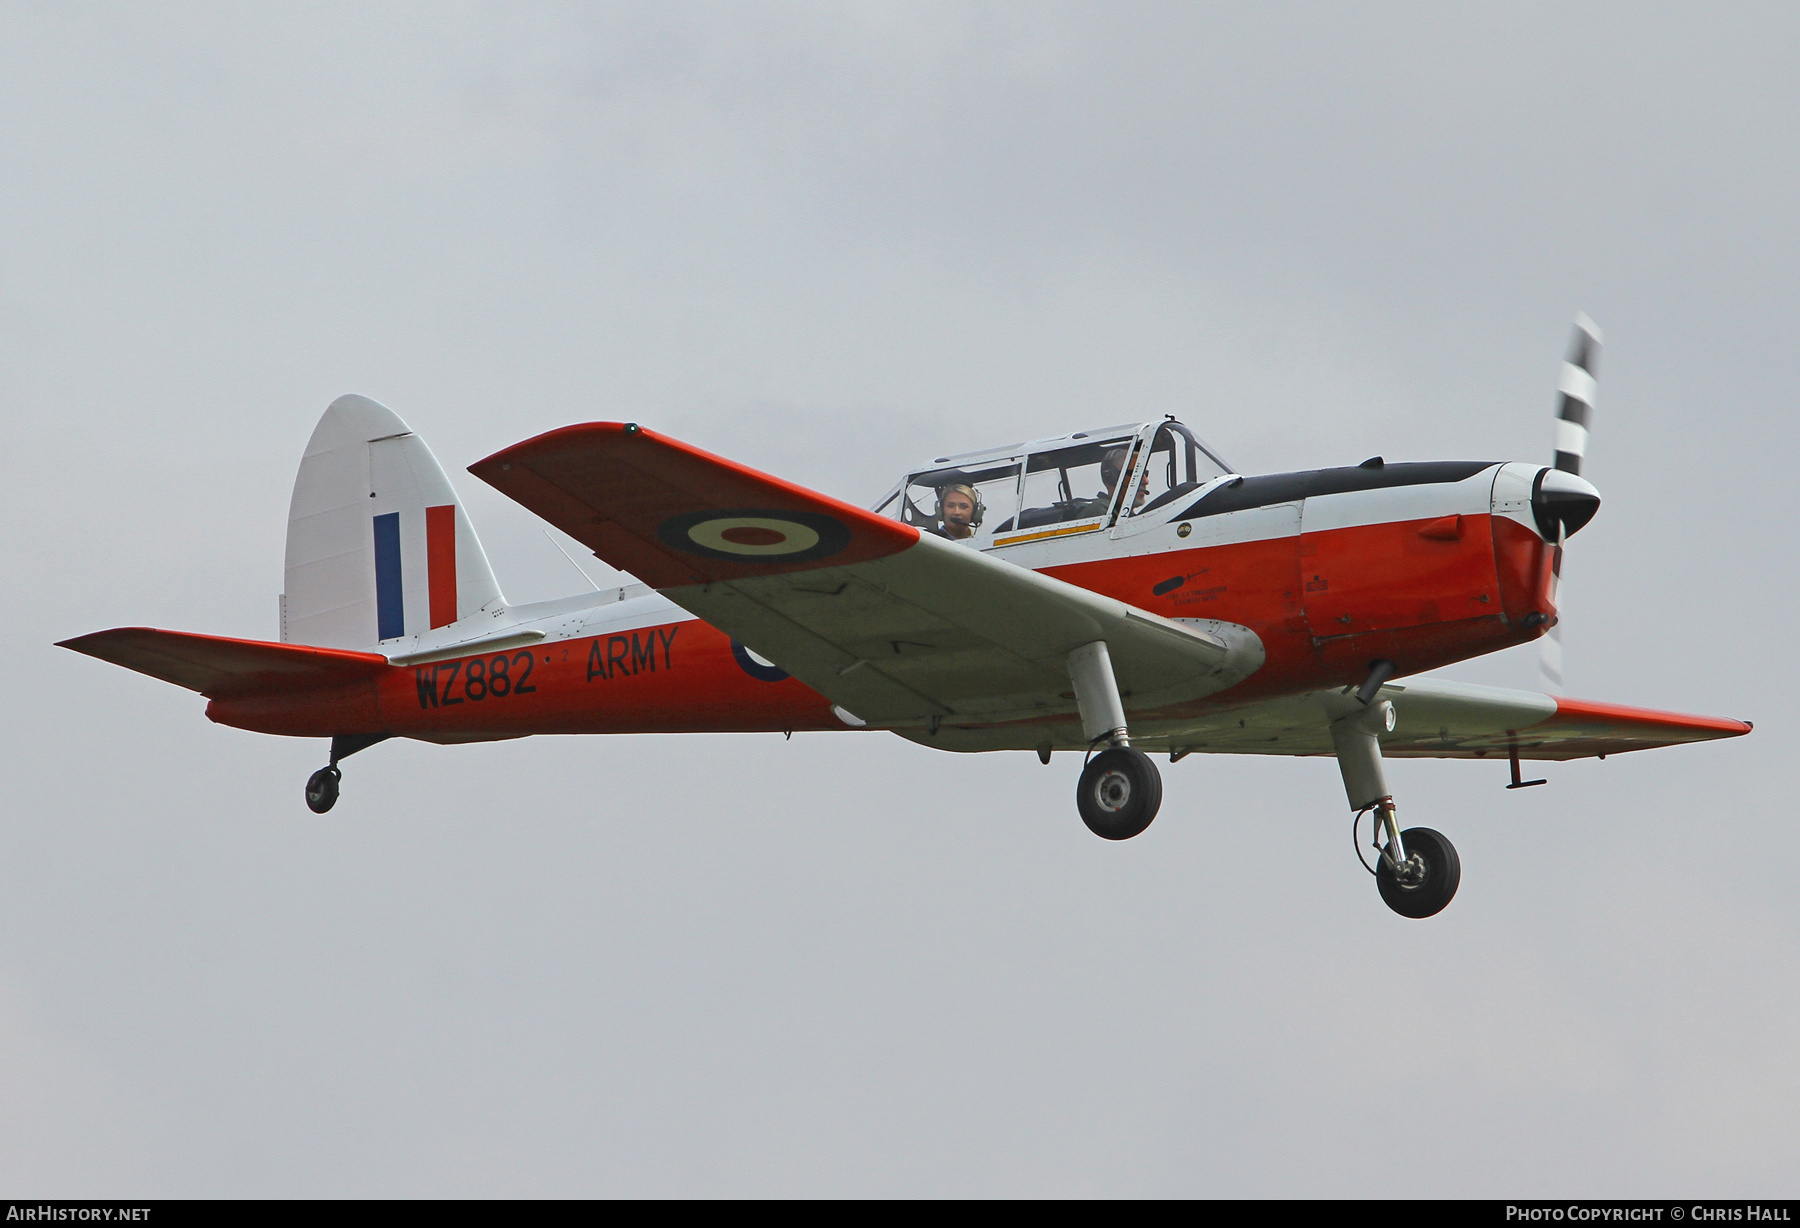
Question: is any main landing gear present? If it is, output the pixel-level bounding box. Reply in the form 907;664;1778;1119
1332;698;1461;918
303;734;389;814
1078;747;1163;840
1372;821;1460;919
1066;641;1165;840
1058;645;1460;917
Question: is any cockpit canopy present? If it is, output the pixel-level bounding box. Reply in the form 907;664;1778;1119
875;419;1231;549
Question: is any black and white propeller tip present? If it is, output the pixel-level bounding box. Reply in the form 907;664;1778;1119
1554;313;1602;476
1541;312;1603;538
1539;313;1604;692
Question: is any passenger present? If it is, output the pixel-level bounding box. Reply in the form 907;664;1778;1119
938;483;980;540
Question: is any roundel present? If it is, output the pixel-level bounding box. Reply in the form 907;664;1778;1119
656;508;851;564
731;640;789;682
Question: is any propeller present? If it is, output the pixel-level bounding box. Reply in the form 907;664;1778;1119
1539;313;1603;691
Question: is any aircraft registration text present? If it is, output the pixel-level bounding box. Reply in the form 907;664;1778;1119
415;651;538;708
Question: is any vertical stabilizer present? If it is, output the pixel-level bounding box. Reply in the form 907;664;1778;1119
282;395;504;650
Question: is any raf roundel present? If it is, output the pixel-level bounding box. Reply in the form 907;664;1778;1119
657;508;852;564
731;640;790;682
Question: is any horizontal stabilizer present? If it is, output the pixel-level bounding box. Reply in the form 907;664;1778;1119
469;423;919;588
58;628;388;699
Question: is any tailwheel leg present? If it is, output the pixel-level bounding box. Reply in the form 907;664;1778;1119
1331;701;1460;918
303;733;389;815
1067;641;1162;840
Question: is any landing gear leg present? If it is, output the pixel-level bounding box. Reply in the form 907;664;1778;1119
1331;702;1460;918
303;734;389;815
1068;641;1162;840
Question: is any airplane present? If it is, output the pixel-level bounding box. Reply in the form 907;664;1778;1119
59;317;1751;918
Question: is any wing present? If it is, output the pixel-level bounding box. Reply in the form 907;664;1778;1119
1151;676;1751;761
470;423;1262;725
58;628;389;699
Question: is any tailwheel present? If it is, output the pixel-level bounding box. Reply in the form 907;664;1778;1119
304;765;341;814
1376;826;1461;918
1077;747;1163;841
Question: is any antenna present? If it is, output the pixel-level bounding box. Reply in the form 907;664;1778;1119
543;530;601;592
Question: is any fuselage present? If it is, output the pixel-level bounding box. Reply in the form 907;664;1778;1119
207;457;1579;748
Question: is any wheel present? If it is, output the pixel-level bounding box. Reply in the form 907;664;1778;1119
1376;826;1460;918
305;765;341;814
1076;747;1163;840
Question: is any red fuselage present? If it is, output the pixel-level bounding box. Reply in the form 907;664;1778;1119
207;490;1556;744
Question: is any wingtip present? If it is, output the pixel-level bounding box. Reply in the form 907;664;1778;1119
471;421;646;476
55;628;127;654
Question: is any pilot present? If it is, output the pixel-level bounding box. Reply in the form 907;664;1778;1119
1079;447;1149;518
938;483;981;541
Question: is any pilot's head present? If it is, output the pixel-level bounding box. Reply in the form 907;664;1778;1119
1100;447;1150;510
1100;447;1129;490
939;483;979;539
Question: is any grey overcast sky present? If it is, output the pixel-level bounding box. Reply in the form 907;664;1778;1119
3;1;1794;1197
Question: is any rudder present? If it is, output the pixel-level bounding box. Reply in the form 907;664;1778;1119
282;395;504;650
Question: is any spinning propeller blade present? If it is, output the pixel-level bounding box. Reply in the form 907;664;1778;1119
1540;313;1603;690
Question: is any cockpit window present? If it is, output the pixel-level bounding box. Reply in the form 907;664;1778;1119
884;457;1023;545
998;435;1139;533
1129;421;1232;516
872;418;1229;544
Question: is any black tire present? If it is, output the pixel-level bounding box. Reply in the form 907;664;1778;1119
305;766;341;814
1076;747;1163;840
1376;826;1460;918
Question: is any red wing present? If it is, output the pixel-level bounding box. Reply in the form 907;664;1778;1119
469;423;919;588
1375;683;1753;760
1486;695;1754;760
58;628;388;699
1159;679;1750;761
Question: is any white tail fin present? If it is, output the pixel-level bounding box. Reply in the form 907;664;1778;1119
282;395;504;650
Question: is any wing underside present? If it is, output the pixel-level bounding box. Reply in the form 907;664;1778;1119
910;674;1752;758
1178;678;1750;760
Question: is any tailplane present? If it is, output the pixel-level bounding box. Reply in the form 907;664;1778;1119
57;627;387;698
282;395;505;650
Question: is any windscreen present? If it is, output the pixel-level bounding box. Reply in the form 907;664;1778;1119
1005;435;1138;533
1129;422;1232;517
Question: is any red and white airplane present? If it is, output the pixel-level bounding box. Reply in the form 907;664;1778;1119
61;318;1749;917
